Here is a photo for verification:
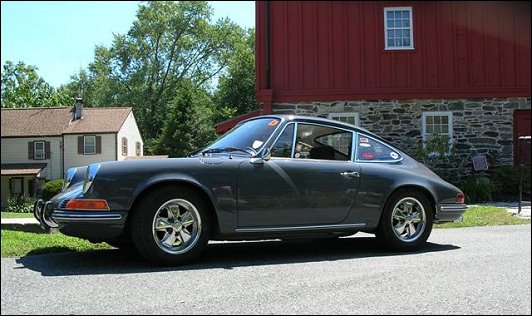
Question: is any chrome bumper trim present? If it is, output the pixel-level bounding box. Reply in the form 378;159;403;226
439;204;468;212
435;203;467;223
52;211;122;222
34;199;59;229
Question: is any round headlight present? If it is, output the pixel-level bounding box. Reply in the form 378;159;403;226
83;163;101;194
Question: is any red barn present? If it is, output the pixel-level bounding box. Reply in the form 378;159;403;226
217;1;531;172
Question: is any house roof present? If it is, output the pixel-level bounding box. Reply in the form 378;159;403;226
1;107;72;137
1;163;47;176
62;107;132;134
1;107;133;137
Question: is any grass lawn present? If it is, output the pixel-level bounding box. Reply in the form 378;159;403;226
1;212;34;219
434;205;530;229
1;229;112;257
1;205;529;258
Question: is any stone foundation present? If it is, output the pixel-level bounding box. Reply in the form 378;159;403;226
272;98;531;175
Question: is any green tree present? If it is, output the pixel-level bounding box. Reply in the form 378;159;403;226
78;1;243;141
56;69;94;106
153;81;217;157
1;61;61;108
213;28;256;123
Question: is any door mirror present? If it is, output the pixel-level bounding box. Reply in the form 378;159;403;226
250;148;271;164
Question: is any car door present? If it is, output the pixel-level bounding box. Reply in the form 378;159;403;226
237;122;361;227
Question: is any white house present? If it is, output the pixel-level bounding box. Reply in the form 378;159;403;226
1;99;144;209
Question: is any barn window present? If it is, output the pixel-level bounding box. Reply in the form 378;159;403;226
328;113;360;126
422;112;453;147
384;7;413;50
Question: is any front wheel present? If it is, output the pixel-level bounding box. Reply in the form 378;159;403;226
130;186;212;265
375;190;433;251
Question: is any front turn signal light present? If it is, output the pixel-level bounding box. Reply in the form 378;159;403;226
65;199;110;211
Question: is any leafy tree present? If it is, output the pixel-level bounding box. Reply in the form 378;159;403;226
213;28;256;123
153;81;217;157
1;61;61;108
80;1;244;143
56;69;94;106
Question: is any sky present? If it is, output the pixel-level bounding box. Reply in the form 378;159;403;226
0;1;255;88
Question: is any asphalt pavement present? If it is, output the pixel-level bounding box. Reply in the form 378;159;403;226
1;225;531;314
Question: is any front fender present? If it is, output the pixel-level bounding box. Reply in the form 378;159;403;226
128;173;218;211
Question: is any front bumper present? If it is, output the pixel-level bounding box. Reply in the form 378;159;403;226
34;199;127;239
434;203;468;223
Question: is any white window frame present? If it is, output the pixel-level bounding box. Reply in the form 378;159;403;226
84;135;96;155
421;112;453;145
34;141;45;160
384;7;414;50
328;112;360;126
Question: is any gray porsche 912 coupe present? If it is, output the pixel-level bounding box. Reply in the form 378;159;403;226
35;115;466;265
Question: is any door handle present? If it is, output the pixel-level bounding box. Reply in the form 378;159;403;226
340;171;360;178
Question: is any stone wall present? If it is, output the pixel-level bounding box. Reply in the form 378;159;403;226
272;98;531;173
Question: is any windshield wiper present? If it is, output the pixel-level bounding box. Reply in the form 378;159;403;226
201;147;257;156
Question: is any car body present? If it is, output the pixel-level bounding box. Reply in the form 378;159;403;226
35;115;467;265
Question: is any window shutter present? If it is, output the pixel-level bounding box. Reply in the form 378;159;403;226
78;136;83;154
28;142;34;160
45;141;51;159
122;137;128;156
96;136;102;154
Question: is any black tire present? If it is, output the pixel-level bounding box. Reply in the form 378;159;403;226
375;189;433;251
130;186;212;265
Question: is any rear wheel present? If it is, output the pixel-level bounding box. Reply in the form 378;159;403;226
376;190;433;251
130;186;212;265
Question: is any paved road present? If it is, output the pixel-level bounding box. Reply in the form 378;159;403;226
1;225;530;315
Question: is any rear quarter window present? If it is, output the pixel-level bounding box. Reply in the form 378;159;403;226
356;134;402;162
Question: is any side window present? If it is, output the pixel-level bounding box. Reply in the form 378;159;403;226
135;141;142;156
356;134;402;162
122;137;128;156
315;133;352;157
84;136;96;155
271;124;294;158
34;141;45;160
294;124;352;161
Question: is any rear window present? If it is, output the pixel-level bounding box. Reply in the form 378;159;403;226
356;134;402;162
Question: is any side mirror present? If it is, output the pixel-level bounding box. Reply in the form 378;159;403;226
250;148;271;164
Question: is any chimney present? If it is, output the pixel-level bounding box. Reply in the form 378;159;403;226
73;97;83;120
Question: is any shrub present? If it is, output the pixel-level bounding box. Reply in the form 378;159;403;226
414;135;468;186
41;179;64;201
4;197;34;213
491;165;531;201
460;176;493;204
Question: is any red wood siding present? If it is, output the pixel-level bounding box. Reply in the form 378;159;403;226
256;1;531;104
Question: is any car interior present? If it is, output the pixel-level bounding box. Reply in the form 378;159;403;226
294;124;352;161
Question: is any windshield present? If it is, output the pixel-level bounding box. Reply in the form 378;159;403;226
205;118;281;154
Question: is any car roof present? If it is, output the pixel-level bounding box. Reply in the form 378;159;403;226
243;114;374;137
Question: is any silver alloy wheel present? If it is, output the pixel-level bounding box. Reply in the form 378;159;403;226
390;197;426;242
152;199;202;255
